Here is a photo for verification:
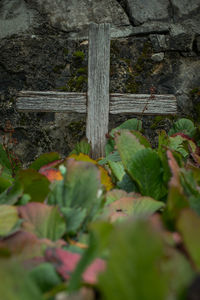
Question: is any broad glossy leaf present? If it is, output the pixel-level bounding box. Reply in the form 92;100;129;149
117;173;139;193
29;262;62;293
177;209;200;270
110;118;142;137
48;159;103;235
108;161;125;181
99;220;169;300
130;130;151;148
112;196;165;216
169;134;197;158
29;152;61;171
45;248;106;284
105;189;137;205
16;169;50;202
0;260;43;300
169;118;196;138
18;202;66;241
104;196;165;222
115;130;145;171
128;148;165;200
0;205;20;237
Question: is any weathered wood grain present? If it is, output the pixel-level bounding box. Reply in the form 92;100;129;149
110;94;177;115
86;23;110;158
17;92;177;115
17;91;86;113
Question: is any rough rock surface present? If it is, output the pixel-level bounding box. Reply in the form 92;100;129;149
26;0;130;31
0;0;200;165
125;0;170;25
0;0;39;39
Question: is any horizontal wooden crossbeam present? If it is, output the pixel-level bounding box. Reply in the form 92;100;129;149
17;91;177;115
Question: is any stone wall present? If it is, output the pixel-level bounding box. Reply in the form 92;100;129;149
0;0;200;164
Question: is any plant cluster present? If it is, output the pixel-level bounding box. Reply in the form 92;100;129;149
0;118;200;299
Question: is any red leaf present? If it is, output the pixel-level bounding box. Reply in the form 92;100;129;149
39;168;63;182
39;159;64;182
45;248;106;284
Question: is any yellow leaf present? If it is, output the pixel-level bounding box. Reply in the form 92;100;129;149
68;153;114;191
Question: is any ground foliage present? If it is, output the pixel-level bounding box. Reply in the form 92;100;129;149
0;118;200;299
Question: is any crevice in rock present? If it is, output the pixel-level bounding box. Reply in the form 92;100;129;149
116;0;138;26
168;0;176;23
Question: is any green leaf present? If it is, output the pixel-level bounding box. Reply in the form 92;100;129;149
108;161;125;181
16;169;50;202
0;181;23;205
128;148;165;200
48;160;103;235
99;220;169;300
105;138;115;156
19;202;66;241
29;152;61;171
117;173;139;193
0;260;43;300
169;135;192;158
0;205;20;237
61;207;87;235
0;144;12;171
110;118;142;137
180;169;200;215
115;130;145;171
29;262;62;293
163;248;194;300
177;209;200;270
98;151;121;165
0;177;12;193
164;151;189;228
169;118;196;138
130;130;151;148
70;140;91;156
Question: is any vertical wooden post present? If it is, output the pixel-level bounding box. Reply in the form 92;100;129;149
86;23;110;159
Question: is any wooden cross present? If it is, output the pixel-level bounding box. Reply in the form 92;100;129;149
17;23;177;159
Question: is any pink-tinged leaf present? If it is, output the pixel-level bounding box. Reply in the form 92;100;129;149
166;151;188;222
105;189;139;205
45;248;106;284
39;168;63;182
103;196;165;222
167;150;181;189
18;202;66;241
0;230;66;260
0;231;43;258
